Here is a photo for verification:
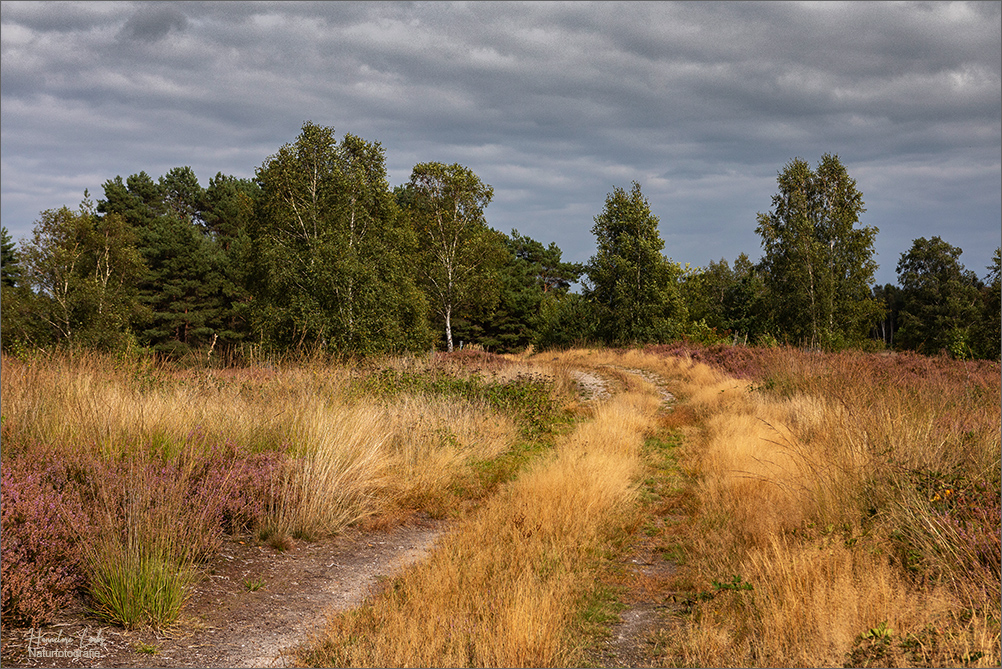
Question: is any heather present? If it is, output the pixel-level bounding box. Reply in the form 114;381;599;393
0;451;92;627
0;349;550;629
637;344;1001;666
1;436;282;627
644;341;781;380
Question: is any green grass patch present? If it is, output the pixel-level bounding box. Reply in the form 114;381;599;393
351;368;556;437
573;582;628;639
87;546;196;628
134;642;160;655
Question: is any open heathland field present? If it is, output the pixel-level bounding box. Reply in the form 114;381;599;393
1;346;998;667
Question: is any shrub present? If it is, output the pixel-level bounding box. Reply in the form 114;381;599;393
0;432;285;629
0;450;92;627
79;437;285;626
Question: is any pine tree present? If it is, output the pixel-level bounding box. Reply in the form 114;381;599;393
586;182;686;345
1;225;21;287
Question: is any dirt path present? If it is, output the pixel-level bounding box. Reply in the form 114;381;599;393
2;518;447;668
570;368;611;401
4;363;678;669
575;365;684;667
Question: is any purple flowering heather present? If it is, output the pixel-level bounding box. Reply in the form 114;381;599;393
1;453;92;627
1;433;287;629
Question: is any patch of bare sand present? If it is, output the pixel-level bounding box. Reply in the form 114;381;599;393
570;369;611;402
1;518;446;668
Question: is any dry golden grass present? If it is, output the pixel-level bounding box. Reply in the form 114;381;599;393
0;351;520;539
620;347;1001;668
510;347;998;667
267;402;390;539
5;347;996;665
296;376;664;667
377;393;518;514
0;352;326;457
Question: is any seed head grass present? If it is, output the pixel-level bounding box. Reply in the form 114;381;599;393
297;384;661;667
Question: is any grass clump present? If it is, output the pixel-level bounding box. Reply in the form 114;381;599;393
635;345;1000;667
296;386;661;667
87;543;196;629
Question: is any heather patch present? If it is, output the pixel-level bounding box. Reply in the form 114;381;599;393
0;451;92;627
1;437;284;628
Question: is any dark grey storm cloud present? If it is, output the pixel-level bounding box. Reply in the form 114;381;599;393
2;1;999;285
119;4;188;42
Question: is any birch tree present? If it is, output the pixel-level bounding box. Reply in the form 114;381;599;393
405;162;503;352
254;123;430;352
756;154;881;347
20;193;144;348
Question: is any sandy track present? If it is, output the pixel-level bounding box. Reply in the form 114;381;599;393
1;520;447;668
2;363;676;669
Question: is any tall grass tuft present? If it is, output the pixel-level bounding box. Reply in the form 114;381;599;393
79;451;267;627
268;403;390;539
298;386;661;667
86;538;197;629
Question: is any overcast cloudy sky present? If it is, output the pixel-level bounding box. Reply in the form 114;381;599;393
2;1;999;286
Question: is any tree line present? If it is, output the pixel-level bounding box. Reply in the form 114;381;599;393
1;124;999;360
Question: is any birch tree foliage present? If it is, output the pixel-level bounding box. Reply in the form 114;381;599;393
254;122;429;353
586;182;686;345
405;162;504;352
19;193;145;349
755;154;882;348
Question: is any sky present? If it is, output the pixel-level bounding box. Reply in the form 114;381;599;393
2;1;1000;287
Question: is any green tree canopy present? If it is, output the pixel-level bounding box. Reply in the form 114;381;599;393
756;154;882;348
198;173;261;344
451;230;584;352
975;247;1001;360
681;253;771;343
98;169;228;355
19;193;145;349
253;122;430;353
896;236;983;357
403;162;505;352
585;182;686;345
870;282;904;349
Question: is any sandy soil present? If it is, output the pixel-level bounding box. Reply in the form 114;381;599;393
1;518;446;668
570;369;611;401
2;364;680;669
